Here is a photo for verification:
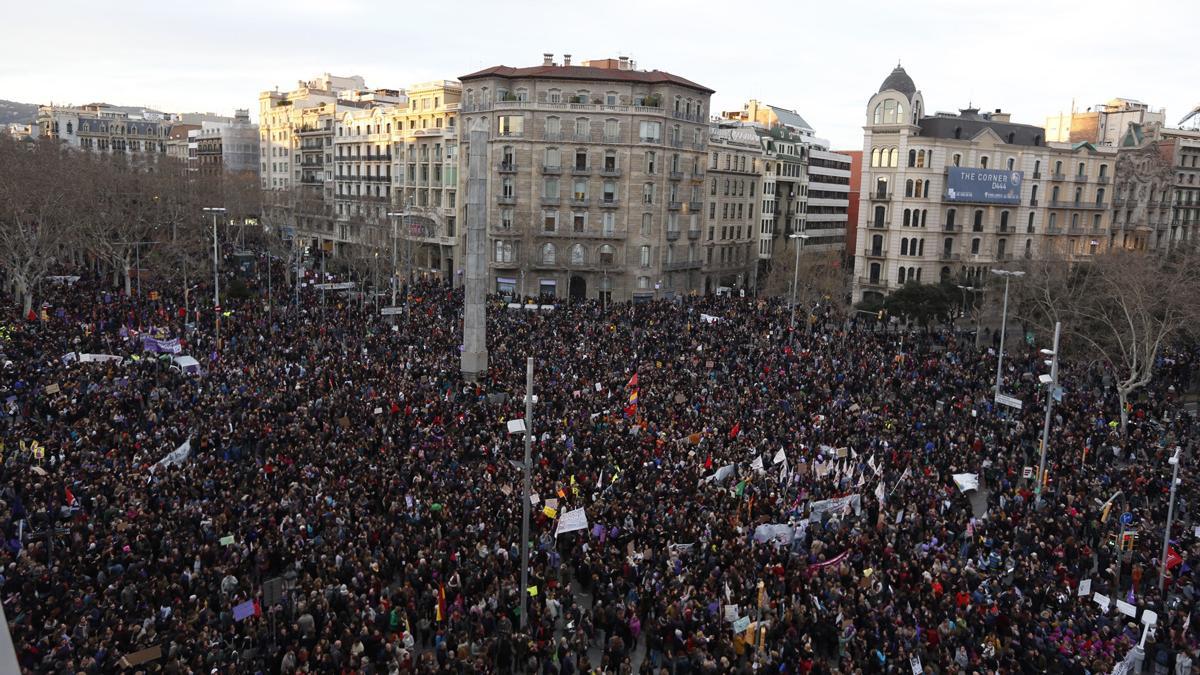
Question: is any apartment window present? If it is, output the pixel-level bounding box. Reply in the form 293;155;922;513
980;156;989;169
573;212;587;232
1099;164;1108;178
575;150;588;171
643;183;655;204
602;212;616;235
500;208;514;229
1007;157;1015;170
604;150;617;172
646;151;657;174
575;118;589;139
639;121;661;142
541;243;556;265
545;147;560;168
1000;211;1009;231
1077;162;1086;177
570;244;586;265
573;178;588;200
543;210;558;231
640;245;651;267
1034;160;1041;175
548;89;561;103
952;153;961;167
599;245;615;265
641;213;652;236
973;210;983;232
604;118;619;141
1054;160;1063;174
545;116;561;138
1027;212;1035;233
603;180;616;203
710;179;717;196
971;237;981;255
544;177;559;198
494;240;515;263
502;177;514;197
497;115;524;136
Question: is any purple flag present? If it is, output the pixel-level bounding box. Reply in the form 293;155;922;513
232;600;257;621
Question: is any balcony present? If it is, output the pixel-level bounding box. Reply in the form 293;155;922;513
1113;197;1125;207
1030;199;1038;207
688;200;703;211
666;229;681;240
498;194;516;205
669;139;684;148
542;164;562;175
939;252;960;261
1074;174;1088;182
603;134;620;144
664;259;702;271
869;192;891;202
1098;175;1110;184
943;224;959;232
498;161;517;173
541;195;561;206
693;142;707;151
864;248;888;258
639;136;662;144
600;166;621;177
668;201;683;211
1033;172;1041;179
543;131;563;142
572;164;592;175
687;229;701;240
1050;172;1066;181
599;197;620;208
857;275;886;288
570;196;590;207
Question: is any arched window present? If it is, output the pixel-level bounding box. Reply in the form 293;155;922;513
898;267;906;284
1097;188;1106;205
1007;157;1015;170
1077;162;1086;177
1034;160;1041;175
1000;211;1010;231
541;243;557;265
873;103;884;125
1071;213;1079;229
599;245;616;265
1054;160;1063;175
915;268;922;282
908;149;917;167
918;239;925;256
914;179;923;198
941;266;951;281
954;127;962;140
1049;213;1057;230
873;205;886;227
917;150;926;168
973;210;983;232
871;148;881;167
921;210;928;227
1027;212;1035;233
875;177;888;198
1007;132;1015;144
980;156;989;169
946;208;956;229
570;244;586;265
1051;186;1060;202
943;238;953;257
871;234;884;254
923;181;930;198
905;179;914;197
997;238;1007;258
1074;187;1082;204
901;238;909;256
1025;239;1032;257
869;262;881;283
903;209;911;227
971;237;981;254
952;153;961;167
1031;184;1039;204
889;148;898;167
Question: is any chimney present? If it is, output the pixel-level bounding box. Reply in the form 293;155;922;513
543;53;554;67
619;56;629;70
563;54;571;67
991;108;1011;123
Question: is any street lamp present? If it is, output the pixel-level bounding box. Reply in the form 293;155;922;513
386;210;404;316
1159;446;1183;596
1034;321;1061;509
989;269;1024;394
504;358;536;631
202;207;226;351
788;233;811;334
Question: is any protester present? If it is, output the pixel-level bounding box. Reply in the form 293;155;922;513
1;252;1197;674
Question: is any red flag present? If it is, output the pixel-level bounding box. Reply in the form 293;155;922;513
704;454;713;470
627;372;639;388
1167;546;1183;570
729;422;741;439
436;583;447;622
65;487;77;507
623;404;637;418
26;309;37;321
253;599;262;617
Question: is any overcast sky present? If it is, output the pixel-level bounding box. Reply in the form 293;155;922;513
2;0;1195;149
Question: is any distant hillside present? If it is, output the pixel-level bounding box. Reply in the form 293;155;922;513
0;100;38;125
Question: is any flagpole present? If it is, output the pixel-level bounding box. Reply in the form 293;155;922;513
1159;445;1182;597
520;357;533;631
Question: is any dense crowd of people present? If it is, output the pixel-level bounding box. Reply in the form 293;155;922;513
2;251;1199;674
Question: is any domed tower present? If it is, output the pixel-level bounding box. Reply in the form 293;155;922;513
854;64;926;303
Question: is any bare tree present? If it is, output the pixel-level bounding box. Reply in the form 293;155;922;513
760;246;849;324
0;139;74;315
1018;247;1200;434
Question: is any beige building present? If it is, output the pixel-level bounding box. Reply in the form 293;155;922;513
704;125;761;292
1045;98;1165;146
853;65;1117;302
36;103;170;157
457;54;712;301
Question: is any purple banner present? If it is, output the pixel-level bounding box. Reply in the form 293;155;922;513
141;336;182;354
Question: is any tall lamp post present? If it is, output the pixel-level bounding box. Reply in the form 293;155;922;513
202;207;226;351
990;268;1024;393
1034;321;1061;508
504;358;536;631
386;210;403;318
1159;445;1183;596
788;233;811;334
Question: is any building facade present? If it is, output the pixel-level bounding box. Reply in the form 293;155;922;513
704;125;761;292
36;103;169;157
1110;122;1200;250
1045;99;1165;147
839;149;863;268
191;110;259;176
805;144;852;254
853;65;1117;302
458;54;712;302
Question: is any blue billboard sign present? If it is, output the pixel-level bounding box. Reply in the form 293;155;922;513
945;168;1023;205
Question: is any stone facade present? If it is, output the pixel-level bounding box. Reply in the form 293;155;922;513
703;126;761;293
1111;123;1200;250
853;65;1117;302
457;55;712;301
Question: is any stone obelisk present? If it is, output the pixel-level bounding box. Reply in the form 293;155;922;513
460;119;489;380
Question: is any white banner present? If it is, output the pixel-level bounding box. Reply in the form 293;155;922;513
750;456;764;473
772;448;787;465
808;494;862;522
699;313;719;324
155;438;191;470
78;353;124;364
953;473;979;493
555;507;589;537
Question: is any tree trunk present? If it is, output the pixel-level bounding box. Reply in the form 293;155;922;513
23;290;33;316
122;255;132;297
1117;387;1130;437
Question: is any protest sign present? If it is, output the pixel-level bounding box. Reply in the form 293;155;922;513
155;438;191;470
141;335;182;354
555;507;588;536
732;616;750;634
808;494;862;522
952;473;979;492
232;600;258;621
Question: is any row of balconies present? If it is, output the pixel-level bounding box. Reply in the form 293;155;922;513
335;174;392;182
665;229;703;241
492;226;627;241
335;153;393;162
